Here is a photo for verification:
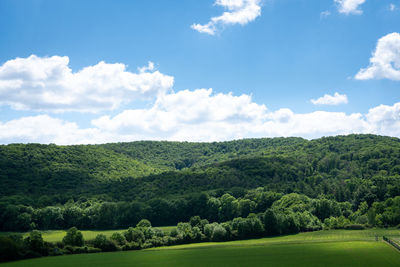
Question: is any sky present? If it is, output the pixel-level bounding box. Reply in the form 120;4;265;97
0;0;399;144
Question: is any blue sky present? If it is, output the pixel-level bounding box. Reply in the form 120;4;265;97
0;0;399;144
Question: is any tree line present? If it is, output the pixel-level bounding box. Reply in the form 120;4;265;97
2;191;400;263
1;191;399;232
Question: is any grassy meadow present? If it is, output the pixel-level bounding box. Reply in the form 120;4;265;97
0;226;176;243
1;229;399;267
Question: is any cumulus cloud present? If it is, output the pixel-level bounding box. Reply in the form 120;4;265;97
366;103;400;136
390;4;397;11
334;0;366;15
92;88;268;141
355;33;400;80
0;115;102;144
1;90;400;144
0;55;174;112
311;92;348;106
191;0;261;35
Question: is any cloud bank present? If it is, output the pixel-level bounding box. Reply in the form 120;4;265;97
191;0;261;35
355;32;400;81
0;55;174;112
0;54;399;145
1;89;399;145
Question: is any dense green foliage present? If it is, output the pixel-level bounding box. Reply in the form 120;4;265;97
0;134;400;231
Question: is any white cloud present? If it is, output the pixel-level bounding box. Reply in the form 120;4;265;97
366;103;400;136
390;4;396;11
91;88;268;141
0;115;102;144
138;61;155;73
334;0;366;15
0;55;174;112
191;0;261;35
320;11;331;18
2;90;399;144
311;92;348;106
355;32;400;80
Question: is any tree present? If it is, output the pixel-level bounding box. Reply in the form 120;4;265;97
238;199;255;218
24;230;45;255
212;224;227;241
176;222;193;243
124;227;145;244
263;209;278;235
110;232;126;246
189;216;201;228
206;197;221;222
218;194;238;221
136;219;152;228
62;227;84;247
93;234;117;252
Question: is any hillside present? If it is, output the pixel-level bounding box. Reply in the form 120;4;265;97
0;137;304;199
0;134;400;230
2;134;399;202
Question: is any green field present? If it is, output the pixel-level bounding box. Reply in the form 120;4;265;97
1;229;400;267
0;226;176;243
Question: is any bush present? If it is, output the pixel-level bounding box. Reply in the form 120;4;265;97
146;237;165;247
63;245;92;254
169;228;178;237
24;230;46;255
141;241;154;249
136;219;152;228
62;227;84;247
93;234;118;252
48;247;63;256
110;232;126;246
122;242;141;251
124;227;145;244
55;241;64;249
212;224;227;242
0;236;22;262
63;245;75;254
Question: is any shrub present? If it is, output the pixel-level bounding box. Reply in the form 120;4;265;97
24;230;46;255
136;219;152;228
169;228;178;237
141;241;154;249
0;236;22;262
93;234;118;252
62;227;84;247
110;232;126;246
122;242;141;251
124;227;145;244
48;247;63;256
212;224;227;242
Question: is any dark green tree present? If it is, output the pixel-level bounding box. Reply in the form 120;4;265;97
62;227;84;247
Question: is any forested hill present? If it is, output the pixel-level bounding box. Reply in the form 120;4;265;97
0;134;399;206
101;137;305;171
1;134;400;231
0;137;303;196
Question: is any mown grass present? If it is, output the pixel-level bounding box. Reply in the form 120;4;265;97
149;228;400;250
2;240;400;267
1;229;400;267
